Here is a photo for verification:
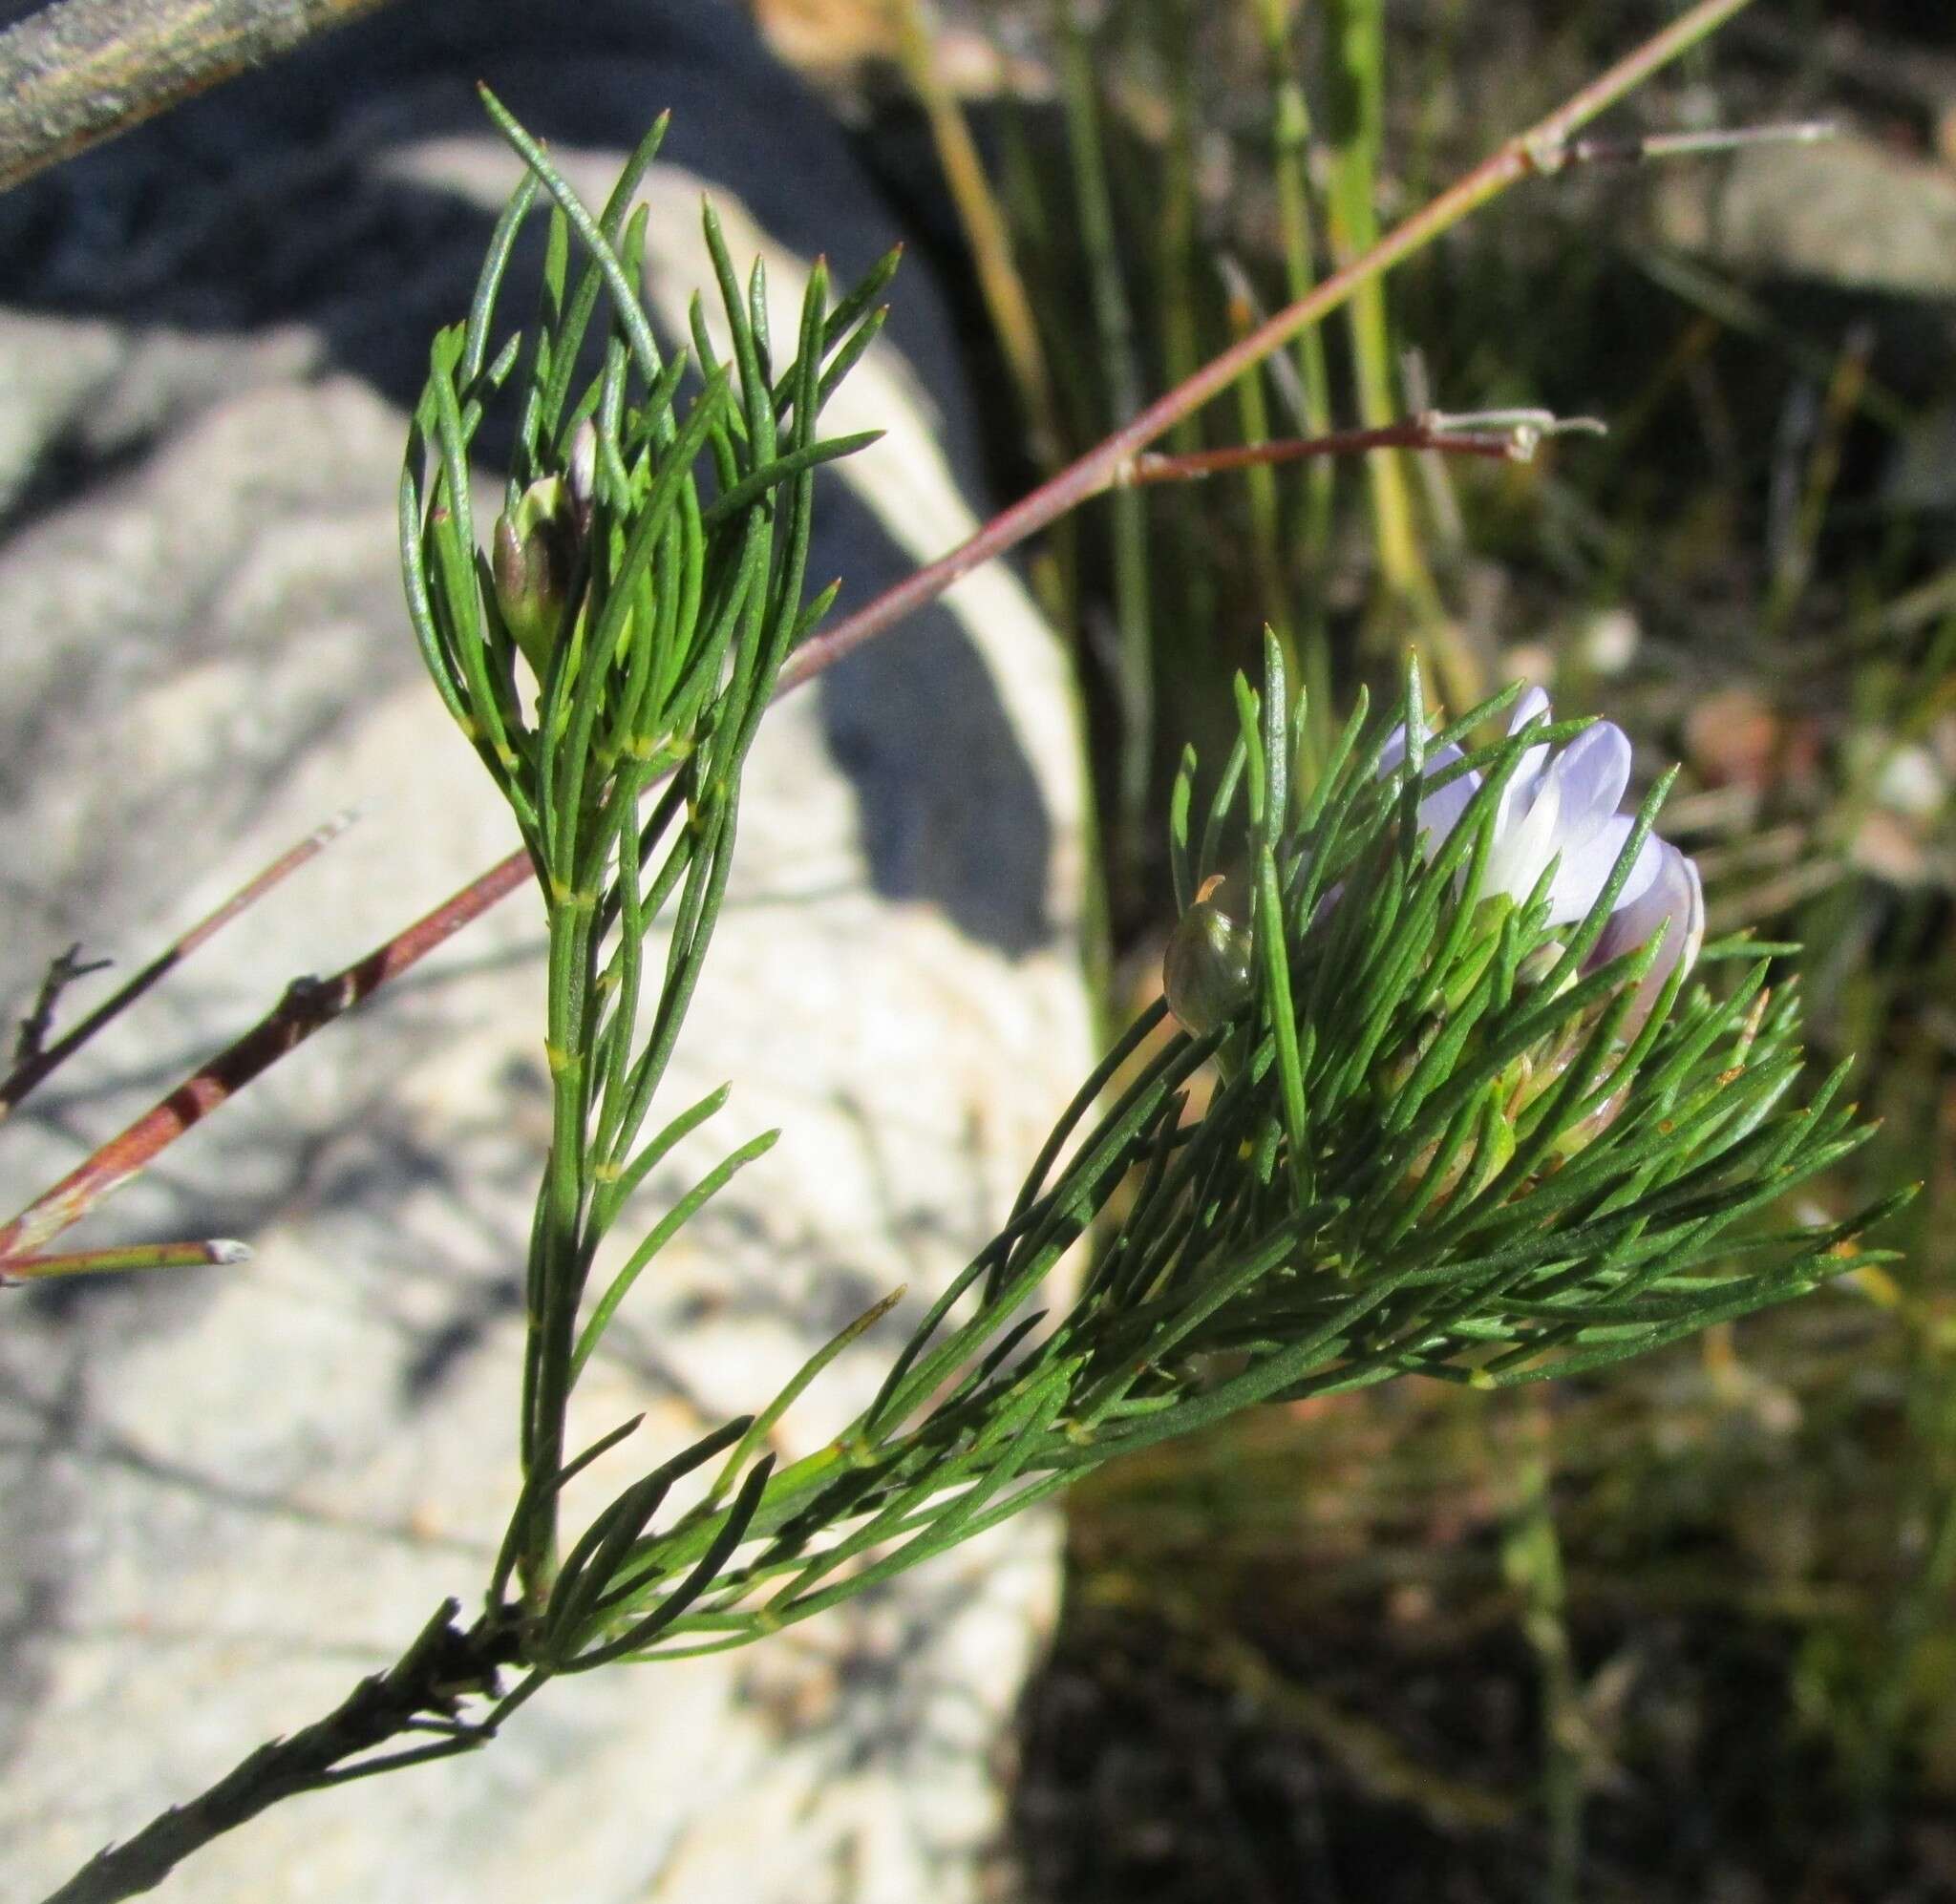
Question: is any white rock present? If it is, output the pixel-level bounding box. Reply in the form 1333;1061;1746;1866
0;103;1090;1904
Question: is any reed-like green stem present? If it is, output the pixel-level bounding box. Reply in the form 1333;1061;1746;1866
890;0;1059;463
1252;0;1336;768
1059;0;1154;873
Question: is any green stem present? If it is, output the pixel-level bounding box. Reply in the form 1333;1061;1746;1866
890;0;1060;463
1219;269;1293;672
1252;0;1335;766
1502;1403;1583;1904
1059;0;1154;879
1323;0;1461;698
521;892;598;1610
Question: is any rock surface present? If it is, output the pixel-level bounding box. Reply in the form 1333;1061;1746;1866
1654;134;1956;300
0;8;1091;1899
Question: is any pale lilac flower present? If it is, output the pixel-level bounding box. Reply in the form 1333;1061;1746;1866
1387;687;1662;922
1585;836;1705;1024
1385;687;1705;1012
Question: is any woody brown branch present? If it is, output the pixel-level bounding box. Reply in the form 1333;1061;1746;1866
37;1599;519;1904
0;814;353;1122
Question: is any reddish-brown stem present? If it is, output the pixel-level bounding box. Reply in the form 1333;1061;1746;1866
1117;423;1515;488
0;0;1755;1261
776;0;1753;697
0;847;532;1261
0;812;355;1121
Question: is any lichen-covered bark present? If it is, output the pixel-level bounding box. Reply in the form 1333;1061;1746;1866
0;0;401;189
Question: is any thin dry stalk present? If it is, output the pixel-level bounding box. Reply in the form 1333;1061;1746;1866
1;812;354;1120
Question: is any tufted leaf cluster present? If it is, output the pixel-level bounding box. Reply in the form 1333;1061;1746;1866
398;96;891;1621
1116;641;1899;1406
520;643;1901;1672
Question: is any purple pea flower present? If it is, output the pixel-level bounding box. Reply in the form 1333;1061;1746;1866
1387;687;1704;1015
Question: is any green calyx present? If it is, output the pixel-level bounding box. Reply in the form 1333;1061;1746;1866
1163;874;1255;1037
492;475;581;677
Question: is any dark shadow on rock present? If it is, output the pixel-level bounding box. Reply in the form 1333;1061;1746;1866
816;482;1056;960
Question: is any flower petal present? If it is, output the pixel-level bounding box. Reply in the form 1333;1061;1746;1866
1586;839;1705;1027
1496;687;1554;837
1507;686;1551;738
1544;819;1660;923
1545;815;1662;923
1414;746;1479;845
1378;729;1480;853
1542;722;1632;851
1376;721;1414;774
1486;764;1563;903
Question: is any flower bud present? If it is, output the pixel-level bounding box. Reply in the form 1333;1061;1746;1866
1163;875;1254;1037
492;475;578;676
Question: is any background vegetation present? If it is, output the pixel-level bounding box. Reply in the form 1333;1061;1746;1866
750;2;1956;1896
